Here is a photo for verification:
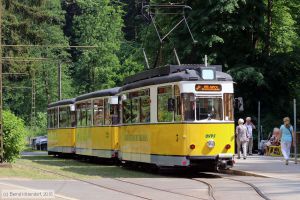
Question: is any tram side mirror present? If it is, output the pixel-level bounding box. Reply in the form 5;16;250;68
235;97;244;112
168;98;175;112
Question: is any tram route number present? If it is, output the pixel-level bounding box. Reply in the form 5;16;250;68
205;134;216;139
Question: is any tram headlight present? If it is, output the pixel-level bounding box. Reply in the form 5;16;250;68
225;144;231;150
207;140;215;148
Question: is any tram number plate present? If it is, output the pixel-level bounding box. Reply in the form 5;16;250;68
205;134;216;139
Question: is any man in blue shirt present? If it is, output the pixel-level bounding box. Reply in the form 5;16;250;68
280;117;296;165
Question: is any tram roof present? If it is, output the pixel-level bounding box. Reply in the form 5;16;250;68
48;98;75;108
121;64;232;92
75;87;121;102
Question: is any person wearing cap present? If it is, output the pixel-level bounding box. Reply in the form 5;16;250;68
236;118;249;159
280;117;296;165
245;117;256;155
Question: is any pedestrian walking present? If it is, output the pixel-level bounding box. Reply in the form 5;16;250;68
245;117;256;155
280;117;296;165
236;118;249;159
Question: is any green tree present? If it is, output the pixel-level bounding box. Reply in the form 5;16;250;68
3;110;28;162
64;0;125;93
2;0;74;123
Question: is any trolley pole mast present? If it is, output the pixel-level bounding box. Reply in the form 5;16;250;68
0;0;4;163
58;63;62;100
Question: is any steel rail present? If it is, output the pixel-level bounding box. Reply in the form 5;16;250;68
14;163;152;200
223;177;271;200
191;178;216;200
114;178;209;200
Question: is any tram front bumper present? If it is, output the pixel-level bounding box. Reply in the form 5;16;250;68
188;153;234;169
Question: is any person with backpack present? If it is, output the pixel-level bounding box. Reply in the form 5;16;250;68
280;117;296;165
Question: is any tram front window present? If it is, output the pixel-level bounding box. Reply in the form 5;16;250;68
195;98;223;120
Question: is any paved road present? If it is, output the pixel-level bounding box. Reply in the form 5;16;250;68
2;153;298;199
1;175;300;200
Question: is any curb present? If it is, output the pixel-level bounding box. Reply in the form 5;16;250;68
219;169;269;178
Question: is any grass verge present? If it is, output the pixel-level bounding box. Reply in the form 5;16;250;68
0;155;162;180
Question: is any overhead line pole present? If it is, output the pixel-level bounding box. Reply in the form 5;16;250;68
0;0;4;163
58;63;62;100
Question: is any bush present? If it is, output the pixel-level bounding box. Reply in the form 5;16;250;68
3;110;28;162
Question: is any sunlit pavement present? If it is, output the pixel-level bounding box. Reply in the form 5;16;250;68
0;178;262;200
1;176;299;200
233;155;300;181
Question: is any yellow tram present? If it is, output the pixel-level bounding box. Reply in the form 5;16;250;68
118;65;234;170
47;64;235;170
74;88;120;159
48;99;76;155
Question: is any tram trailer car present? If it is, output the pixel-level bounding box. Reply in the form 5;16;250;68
118;65;235;170
74;88;120;159
48;99;76;156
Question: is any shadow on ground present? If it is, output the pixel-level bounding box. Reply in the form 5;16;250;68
20;154;222;179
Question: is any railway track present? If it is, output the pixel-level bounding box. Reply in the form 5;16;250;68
222;177;271;200
15;163;270;200
15;163;213;200
190;175;270;200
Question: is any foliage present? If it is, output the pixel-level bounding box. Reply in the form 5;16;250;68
28;112;48;138
137;0;300;134
1;0;300;137
2;0;74;125
64;0;125;93
3;110;28;162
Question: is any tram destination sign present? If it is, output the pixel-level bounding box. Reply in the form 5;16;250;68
195;84;222;91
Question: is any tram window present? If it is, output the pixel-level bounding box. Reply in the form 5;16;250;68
224;93;234;121
182;93;195;121
76;103;81;127
195;98;223;120
66;108;71;127
93;99;104;126
157;86;173;122
77;102;87;127
122;97;131;124
110;104;119;125
59;107;70;128
141;96;150;123
104;99;111;125
86;101;92;126
59;107;65;128
52;108;57;128
71;111;76;127
131;98;140;123
50;109;54;128
174;85;182;121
